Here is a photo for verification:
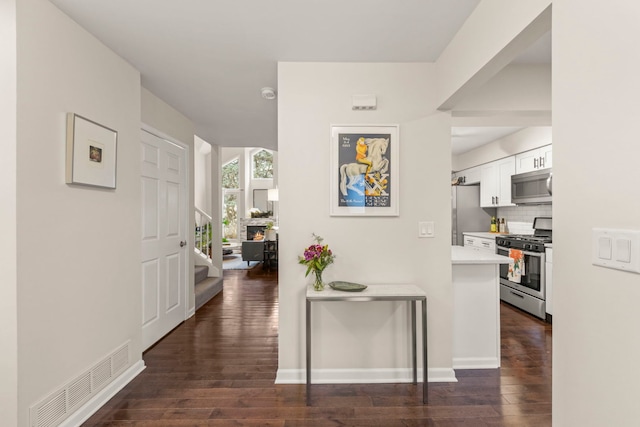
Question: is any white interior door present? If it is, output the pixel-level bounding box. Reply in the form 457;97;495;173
141;129;187;350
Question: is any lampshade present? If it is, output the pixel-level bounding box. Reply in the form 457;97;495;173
267;188;279;201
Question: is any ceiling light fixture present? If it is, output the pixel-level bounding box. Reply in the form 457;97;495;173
261;87;276;100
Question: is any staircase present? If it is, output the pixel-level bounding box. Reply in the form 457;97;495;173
195;207;213;261
195;265;223;311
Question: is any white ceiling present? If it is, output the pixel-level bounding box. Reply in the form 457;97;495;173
48;0;549;152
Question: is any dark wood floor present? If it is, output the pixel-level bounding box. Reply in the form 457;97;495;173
83;266;552;426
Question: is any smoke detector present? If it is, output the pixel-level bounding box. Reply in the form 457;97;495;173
261;87;276;100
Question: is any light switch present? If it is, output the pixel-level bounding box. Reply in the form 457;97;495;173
598;237;612;259
592;228;640;274
418;221;435;238
616;238;631;263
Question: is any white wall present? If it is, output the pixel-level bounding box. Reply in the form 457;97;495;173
141;87;194;146
453;63;551;113
553;1;640;425
16;0;142;424
277;62;454;382
436;0;551;109
194;136;212;214
0;0;18;424
453;126;552;171
141;87;199;307
208;143;224;270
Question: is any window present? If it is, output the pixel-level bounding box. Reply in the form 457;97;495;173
222;159;240;240
252;149;273;179
222;158;239;189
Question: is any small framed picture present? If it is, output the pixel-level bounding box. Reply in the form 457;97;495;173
330;124;399;216
66;113;117;189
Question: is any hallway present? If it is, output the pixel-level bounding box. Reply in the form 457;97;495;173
83;268;551;426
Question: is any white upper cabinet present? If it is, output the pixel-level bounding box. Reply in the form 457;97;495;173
515;144;553;174
454;165;481;185
480;157;516;207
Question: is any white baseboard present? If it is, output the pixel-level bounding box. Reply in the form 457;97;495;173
186;306;196;319
275;367;457;384
59;360;145;427
452;357;499;369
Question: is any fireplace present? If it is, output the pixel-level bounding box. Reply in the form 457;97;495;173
246;225;266;240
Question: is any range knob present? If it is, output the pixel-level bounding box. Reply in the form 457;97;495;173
524;243;532;250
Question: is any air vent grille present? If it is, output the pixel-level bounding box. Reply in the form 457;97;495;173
112;345;129;374
35;390;66;427
67;372;91;409
30;341;130;427
92;358;112;390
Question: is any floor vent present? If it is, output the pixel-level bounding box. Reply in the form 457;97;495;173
67;373;91;409
30;341;130;427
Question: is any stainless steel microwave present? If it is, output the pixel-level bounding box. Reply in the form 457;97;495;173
511;168;552;205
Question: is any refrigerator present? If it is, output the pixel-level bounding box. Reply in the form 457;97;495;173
451;184;496;246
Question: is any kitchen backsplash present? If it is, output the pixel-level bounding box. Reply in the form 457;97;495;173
497;205;552;231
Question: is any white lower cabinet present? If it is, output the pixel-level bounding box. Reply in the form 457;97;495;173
464;235;496;253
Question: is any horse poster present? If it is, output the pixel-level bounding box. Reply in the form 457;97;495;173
330;125;399;216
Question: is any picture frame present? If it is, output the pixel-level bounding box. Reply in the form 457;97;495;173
66;113;118;189
330;124;399;216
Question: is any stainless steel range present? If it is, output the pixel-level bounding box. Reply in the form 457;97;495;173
496;217;552;321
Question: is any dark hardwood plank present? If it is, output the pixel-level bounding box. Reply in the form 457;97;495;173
83;267;551;426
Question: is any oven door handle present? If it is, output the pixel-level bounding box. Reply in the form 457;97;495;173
497;247;544;257
510;290;525;299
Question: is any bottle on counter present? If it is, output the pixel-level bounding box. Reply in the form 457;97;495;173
490;216;497;232
499;218;506;233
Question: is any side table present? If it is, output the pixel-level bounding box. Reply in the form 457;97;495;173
305;284;428;404
263;240;278;271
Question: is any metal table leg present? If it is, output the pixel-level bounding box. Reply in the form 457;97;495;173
411;300;417;384
306;298;311;405
422;297;428;403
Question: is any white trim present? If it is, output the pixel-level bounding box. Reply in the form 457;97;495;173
453;357;500;369
275;367;457;384
59;360;145;427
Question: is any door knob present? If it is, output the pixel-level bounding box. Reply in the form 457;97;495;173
180;240;187;247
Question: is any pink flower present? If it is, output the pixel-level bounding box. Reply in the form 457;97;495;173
298;234;336;277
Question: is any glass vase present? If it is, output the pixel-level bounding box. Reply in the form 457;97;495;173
313;269;324;291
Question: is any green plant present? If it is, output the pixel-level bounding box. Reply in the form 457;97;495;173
265;221;274;230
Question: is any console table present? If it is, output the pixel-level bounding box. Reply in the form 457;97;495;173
305;284;428;404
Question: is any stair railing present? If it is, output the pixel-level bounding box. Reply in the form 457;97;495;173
195;207;213;261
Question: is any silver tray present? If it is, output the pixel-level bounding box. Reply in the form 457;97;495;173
328;281;367;292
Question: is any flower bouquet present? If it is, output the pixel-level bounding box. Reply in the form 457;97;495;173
298;234;335;291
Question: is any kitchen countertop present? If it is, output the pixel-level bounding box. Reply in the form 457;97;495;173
462;231;506;240
452;246;511;265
